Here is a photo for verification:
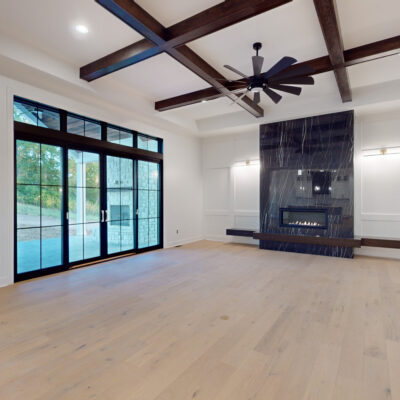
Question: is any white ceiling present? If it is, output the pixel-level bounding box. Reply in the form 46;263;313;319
135;0;222;27
336;0;400;49
0;0;143;66
103;53;210;100
0;0;399;135
348;55;400;88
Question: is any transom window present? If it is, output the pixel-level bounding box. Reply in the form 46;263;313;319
14;96;162;154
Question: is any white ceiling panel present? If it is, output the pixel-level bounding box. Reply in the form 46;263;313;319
164;96;234;121
106;53;210;100
0;0;142;66
348;54;400;88
336;0;400;49
136;0;222;27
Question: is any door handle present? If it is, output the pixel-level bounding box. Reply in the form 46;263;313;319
105;210;109;222
101;210;104;223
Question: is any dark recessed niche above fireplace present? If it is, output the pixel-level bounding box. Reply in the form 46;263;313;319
280;208;328;229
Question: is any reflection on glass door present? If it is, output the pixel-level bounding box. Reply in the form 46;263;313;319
16;140;63;274
68;150;101;262
138;161;160;248
106;156;135;254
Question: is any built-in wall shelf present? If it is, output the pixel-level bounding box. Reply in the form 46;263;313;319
226;229;256;237
226;229;400;250
360;237;400;249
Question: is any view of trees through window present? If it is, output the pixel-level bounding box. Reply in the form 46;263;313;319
16;140;63;273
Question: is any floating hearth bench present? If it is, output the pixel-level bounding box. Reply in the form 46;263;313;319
226;229;256;238
226;229;400;249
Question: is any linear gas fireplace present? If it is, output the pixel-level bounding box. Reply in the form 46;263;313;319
280;208;328;229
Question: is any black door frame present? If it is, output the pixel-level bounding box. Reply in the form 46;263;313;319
14;123;163;282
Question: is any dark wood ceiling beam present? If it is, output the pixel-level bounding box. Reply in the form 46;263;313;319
344;34;400;65
165;0;292;48
155;35;400;111
81;39;162;82
93;0;265;117
81;0;291;81
313;0;352;102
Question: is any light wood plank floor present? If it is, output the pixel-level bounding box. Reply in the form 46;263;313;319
1;240;400;400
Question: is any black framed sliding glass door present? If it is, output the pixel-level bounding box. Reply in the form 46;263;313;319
15;141;162;280
106;156;136;255
16;140;64;274
138;161;161;248
67;149;102;263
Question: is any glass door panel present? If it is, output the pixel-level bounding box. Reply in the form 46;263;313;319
138;161;160;248
16;140;64;274
68;150;101;262
106;156;135;254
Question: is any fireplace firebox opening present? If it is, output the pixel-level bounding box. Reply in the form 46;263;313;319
279;207;328;229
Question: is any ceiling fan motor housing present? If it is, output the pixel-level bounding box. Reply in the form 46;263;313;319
248;76;266;92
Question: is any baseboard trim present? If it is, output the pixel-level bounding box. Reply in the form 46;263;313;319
354;247;400;260
204;234;231;242
165;236;204;248
0;276;13;288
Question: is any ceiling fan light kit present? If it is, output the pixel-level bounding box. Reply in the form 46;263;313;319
224;42;315;106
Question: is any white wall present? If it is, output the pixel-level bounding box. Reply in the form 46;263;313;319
354;108;400;258
202;129;259;244
0;74;203;287
202;111;400;258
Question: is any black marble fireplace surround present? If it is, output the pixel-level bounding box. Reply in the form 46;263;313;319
260;111;354;258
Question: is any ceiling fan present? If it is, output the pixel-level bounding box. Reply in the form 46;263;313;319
223;42;315;105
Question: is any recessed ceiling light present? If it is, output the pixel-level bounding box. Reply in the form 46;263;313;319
201;100;207;103
75;25;89;34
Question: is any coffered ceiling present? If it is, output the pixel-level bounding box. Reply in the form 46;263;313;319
0;0;399;135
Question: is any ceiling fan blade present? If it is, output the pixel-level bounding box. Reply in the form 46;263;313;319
228;86;249;95
269;84;302;96
271;64;315;81
224;65;249;79
252;56;264;76
253;91;261;104
263;87;282;104
271;76;314;85
230;90;249;106
260;56;297;80
213;77;249;84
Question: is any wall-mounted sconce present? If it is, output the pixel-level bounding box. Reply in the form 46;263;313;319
362;146;400;157
232;159;260;167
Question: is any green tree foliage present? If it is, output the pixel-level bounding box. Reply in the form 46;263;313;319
17;141;99;216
